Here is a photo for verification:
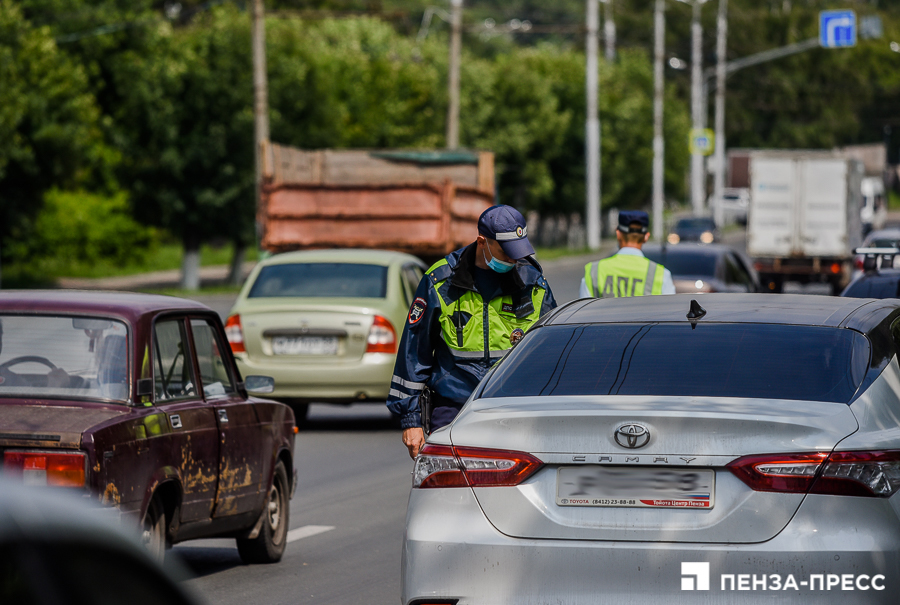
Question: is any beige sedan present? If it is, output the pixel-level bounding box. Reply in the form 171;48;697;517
226;249;427;421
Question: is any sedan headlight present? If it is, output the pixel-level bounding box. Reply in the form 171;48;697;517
699;231;714;244
667;233;680;244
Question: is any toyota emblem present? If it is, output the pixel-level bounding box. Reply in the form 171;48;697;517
614;424;650;449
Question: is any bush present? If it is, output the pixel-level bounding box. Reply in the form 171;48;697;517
10;189;156;276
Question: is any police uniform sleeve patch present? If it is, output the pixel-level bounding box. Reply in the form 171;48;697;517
510;328;525;345
408;297;427;325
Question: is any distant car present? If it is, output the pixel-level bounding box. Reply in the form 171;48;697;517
852;229;900;279
405;294;900;604
0;478;198;605
0;291;296;564
226;249;428;422
643;243;761;293
667;216;719;244
861;176;887;236
708;187;750;225
842;247;900;298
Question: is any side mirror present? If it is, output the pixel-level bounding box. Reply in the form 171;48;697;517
244;375;275;394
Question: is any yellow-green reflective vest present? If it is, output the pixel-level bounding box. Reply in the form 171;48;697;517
428;258;546;360
584;253;665;298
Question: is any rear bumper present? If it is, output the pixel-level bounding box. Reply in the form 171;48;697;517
234;352;394;402
403;489;900;604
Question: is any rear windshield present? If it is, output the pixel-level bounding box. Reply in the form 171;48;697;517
248;263;388;298
0;315;129;403
480;323;869;404
643;250;718;277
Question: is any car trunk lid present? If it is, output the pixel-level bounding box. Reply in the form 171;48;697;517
0;401;129;449
236;302;378;364
450;396;858;543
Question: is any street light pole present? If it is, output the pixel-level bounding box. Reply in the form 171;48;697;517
603;0;616;62
446;0;463;149
652;0;665;242
586;0;601;250
690;0;705;215
712;0;728;227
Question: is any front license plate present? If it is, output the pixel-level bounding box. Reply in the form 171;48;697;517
271;336;338;356
556;466;715;509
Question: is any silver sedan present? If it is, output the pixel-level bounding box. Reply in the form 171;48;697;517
404;294;900;604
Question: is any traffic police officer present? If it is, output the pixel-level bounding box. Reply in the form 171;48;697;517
387;205;557;459
580;210;675;298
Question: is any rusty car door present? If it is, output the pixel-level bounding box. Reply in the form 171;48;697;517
149;318;220;522
188;318;269;518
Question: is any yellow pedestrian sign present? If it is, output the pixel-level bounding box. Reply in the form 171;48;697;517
689;129;715;156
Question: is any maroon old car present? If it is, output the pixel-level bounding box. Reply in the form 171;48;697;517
0;291;296;564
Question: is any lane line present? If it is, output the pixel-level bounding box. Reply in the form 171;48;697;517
287;525;335;543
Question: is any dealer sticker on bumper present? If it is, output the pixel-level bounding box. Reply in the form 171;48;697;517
556;466;715;509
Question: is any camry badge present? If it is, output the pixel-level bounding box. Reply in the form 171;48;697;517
614;424;650;449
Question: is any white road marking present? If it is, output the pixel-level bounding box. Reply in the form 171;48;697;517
287;525;335;543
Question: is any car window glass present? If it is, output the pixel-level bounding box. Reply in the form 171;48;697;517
248;263;388;298
190;319;235;398
153;319;196;400
642;250;717;277
0;315;129;403
481;324;868;404
401;264;423;305
724;254;751;287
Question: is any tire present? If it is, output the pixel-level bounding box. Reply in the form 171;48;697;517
141;497;167;564
237;461;290;564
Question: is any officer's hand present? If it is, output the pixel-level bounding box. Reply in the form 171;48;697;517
402;427;426;459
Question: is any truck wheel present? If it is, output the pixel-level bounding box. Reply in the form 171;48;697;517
141;497;167;564
237;461;290;564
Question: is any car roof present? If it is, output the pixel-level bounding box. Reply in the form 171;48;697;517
643;243;734;257
546;293;899;331
0;290;212;323
863;229;900;242
259;248;425;267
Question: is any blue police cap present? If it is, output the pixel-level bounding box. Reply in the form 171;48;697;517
617;210;650;234
477;205;535;260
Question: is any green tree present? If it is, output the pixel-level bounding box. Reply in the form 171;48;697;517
111;5;255;288
0;0;115;275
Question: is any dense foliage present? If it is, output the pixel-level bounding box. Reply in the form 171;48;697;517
1;0;897;285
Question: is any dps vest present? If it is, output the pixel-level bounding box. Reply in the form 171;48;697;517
428;258;546;361
584;253;665;298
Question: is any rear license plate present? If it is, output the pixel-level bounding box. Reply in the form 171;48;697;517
271;336;338;356
556;466;715;509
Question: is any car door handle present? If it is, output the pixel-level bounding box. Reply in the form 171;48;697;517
218;409;229;423
169;414;182;429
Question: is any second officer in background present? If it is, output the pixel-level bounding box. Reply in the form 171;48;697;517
580;210;675;298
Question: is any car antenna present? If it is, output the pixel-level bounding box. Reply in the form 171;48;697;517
686;299;706;329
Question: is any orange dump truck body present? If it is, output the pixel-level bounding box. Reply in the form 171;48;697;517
259;144;495;258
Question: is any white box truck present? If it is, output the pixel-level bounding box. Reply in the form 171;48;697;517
748;151;863;294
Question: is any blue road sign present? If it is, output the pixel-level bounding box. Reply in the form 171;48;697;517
820;10;856;48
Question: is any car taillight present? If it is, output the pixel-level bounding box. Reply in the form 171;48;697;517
729;450;900;498
365;315;396;354
727;452;828;493
811;451;900;498
3;451;87;487
413;444;542;489
225;314;245;353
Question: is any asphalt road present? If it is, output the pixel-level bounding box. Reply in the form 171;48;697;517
172;404;410;605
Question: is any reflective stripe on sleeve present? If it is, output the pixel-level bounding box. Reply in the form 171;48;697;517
450;348;510;359
391;375;426;391
592;262;601;298
389;389;411;400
